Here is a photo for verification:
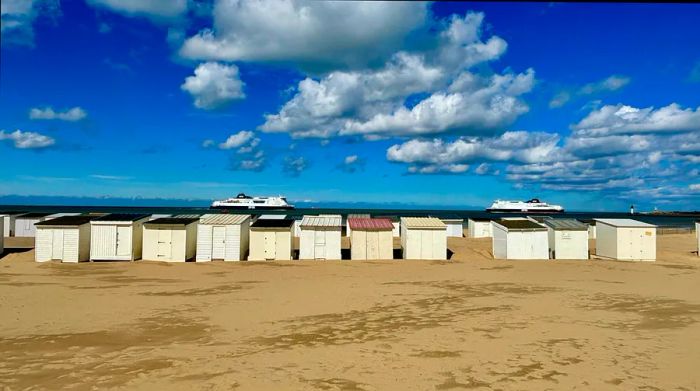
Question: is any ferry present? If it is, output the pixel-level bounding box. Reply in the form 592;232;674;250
486;199;564;213
211;193;295;210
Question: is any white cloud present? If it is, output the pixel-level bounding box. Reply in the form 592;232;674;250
202;139;215;148
0;129;55;149
690;184;700;191
29;106;87;121
179;0;428;71
549;91;570;108
579;75;630;95
181;62;245;110
218;130;255;150
344;155;358;165
260;13;526;139
89;174;131;180
1;0;60;46
86;0;187;20
231;150;265;171
572;103;700;137
386;131;561;171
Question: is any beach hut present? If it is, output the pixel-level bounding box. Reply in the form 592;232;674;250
286;214;304;237
492;219;548;260
35;215;94;263
579;219;597;239
142;217;199;262
374;215;400;237
196;214;250;262
248;218;294;261
441;216;464;237
1;211;26;237
148;214;172;221
346;214;370;237
527;216;553;224
348;218;394;260
90;213;151;261
543;219;589;260
14;213;54;237
400;217;447;260
467;218;492;238
299;215;342;260
594;218;656;261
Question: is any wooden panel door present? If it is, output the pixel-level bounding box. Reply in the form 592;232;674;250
314;230;326;259
51;229;64;260
157;229;172;259
212;226;226;259
116;226;131;257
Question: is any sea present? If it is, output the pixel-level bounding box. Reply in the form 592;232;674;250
0;203;697;228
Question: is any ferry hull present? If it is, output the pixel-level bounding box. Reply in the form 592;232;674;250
486;208;564;213
210;205;295;210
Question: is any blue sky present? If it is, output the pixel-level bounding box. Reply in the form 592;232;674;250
1;1;699;211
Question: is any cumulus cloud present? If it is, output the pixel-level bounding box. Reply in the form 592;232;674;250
260;13;529;139
338;154;365;173
179;0;428;72
86;0;187;20
181;62;245;110
1;0;60;46
29;106;87;121
283;156;309;177
386;131;561;173
230;150;265;172
217;130;255;150
549;91;571;108
572;103;700;137
0;129;55;149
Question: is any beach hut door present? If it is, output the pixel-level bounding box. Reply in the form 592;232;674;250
116;226;131;256
264;231;276;260
314;230;326;259
212;226;226;259
157;229;172;259
51;229;64;259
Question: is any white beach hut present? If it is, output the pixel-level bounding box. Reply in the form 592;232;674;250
1;211;26;237
543;219;589;260
579;219;597;239
148;214;172;221
142;217;199;262
441;216;464;237
527;216;553;224
35;215;94;263
299;215;342;260
594;218;656;261
348;218;394;260
468;218;492;238
492;219;548;260
346;214;370;237
400;217;447;260
14;213;54;237
248;218;294;261
196;214;250;262
374;215;400;237
90;213;151;261
286;214;304;237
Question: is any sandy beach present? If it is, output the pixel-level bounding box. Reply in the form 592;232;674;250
1;233;699;390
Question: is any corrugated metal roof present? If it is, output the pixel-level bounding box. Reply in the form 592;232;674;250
257;214;287;220
494;219;547;231
200;214;249;225
300;215;342;228
94;213;151;222
347;214;371;219
543;218;588;231
251;218;294;228
595;218;656;228
401;217;445;229
173;214;202;218
145;217;199;225
527;216;553;223
347;218;393;231
440;217;463;223
35;215;94;226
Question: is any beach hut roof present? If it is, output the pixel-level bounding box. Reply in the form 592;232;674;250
173;214;202;218
402;217;445;229
200;214;249;225
251;218;294;228
594;218;656;228
94;213;151;222
0;210;27;216
300;215;342;228
347;218;393;231
469;217;491;222
527;216;553;223
578;219;596;225
35;215;94;226
17;212;53;218
494;219;547;231
347;213;371;219
145;217;199;225
543;218;588;231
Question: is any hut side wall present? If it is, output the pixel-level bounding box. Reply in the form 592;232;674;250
595;223;618;260
548;228;588;260
616;227;656;261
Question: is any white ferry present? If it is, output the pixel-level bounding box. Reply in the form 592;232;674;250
211;193;294;210
486;199;564;213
